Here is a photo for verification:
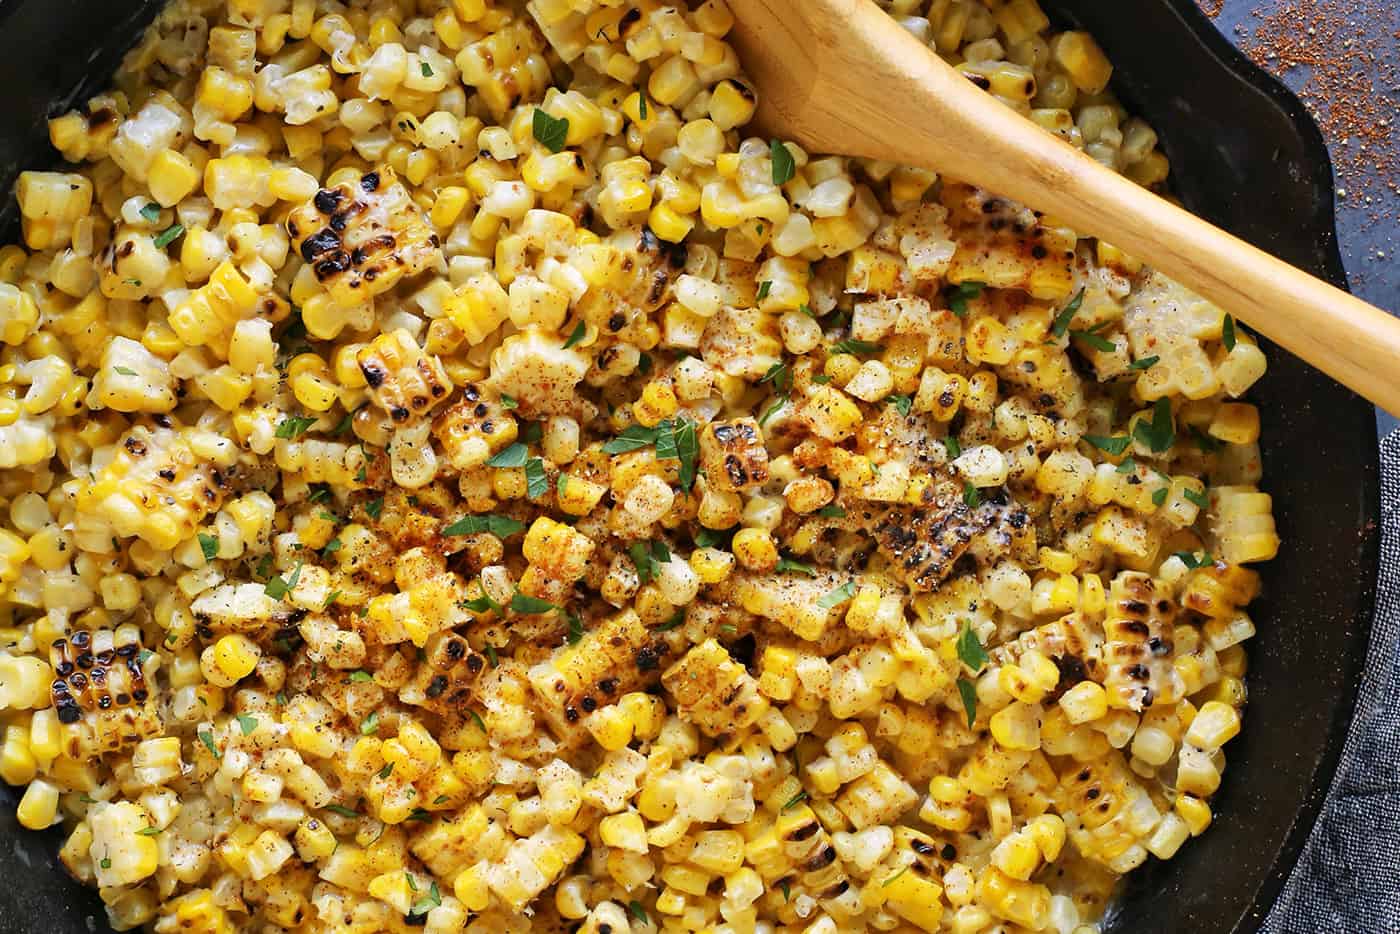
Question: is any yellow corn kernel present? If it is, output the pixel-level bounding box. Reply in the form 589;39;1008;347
148;149;200;207
212;634;261;682
17;778;60;829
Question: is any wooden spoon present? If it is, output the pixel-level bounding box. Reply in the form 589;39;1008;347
726;0;1400;413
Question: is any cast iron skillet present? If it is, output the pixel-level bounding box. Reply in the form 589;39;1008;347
0;0;1379;931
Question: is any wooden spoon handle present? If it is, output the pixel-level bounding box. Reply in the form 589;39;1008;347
736;0;1400;413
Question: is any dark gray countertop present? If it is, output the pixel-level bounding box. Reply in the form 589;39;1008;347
1207;1;1399;435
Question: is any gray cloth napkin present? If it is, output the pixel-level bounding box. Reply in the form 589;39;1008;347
1263;430;1400;933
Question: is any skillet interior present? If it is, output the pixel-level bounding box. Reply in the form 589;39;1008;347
0;1;1379;932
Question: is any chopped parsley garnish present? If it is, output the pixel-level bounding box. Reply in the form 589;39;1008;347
562;319;587;349
1116;457;1138;475
460;590;503;614
274;415;318;439
943;436;962;459
139;202;161;222
654;608;686;631
629;539;671;584
758;395;787;426
112;365;138;376
321;537;341;556
775;556;816;576
637;86;648;120
781;790;808;812
1222;314;1237;351
236;714;258;735
443;514;524;537
628;900;650;926
1184;487;1210;510
198;533;218;561
197;730;220;759
770;139;795;185
420;61;433;77
654;416;698;490
378;762;394;779
486;443;529;467
324;804;359;818
956;621;989;673
1049;288;1087;338
360;711;380;735
525;457;548;498
817;581;857;609
694;526;733;548
531;108;569;153
307;485;332;504
410;880;442;917
509;593;557;614
779;880;791;901
817;505;846;518
962;481;980;508
364;496;384;520
887;394;913;416
1084;434;1132;456
566;611;584;645
1152;486;1169;507
153;223;184;249
137;826;162;836
759;361;791;392
1133;397;1176;453
264;561;303;600
468;710;487;733
1129;355;1160;371
601;423;663;454
1070;328;1116;352
947;280;985;317
829;338;882;356
756;280;772;301
957;677;979;726
882;865;911;887
1173;550;1214;570
499;393;518;410
349;670;373;683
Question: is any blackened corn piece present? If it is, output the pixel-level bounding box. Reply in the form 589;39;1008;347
407;630;487;718
1104;572;1183;711
698;417;770;492
285;166;441;307
990;611;1107;690
871;488;1033;592
660;638;768;737
356;329;452;424
50;629;160;757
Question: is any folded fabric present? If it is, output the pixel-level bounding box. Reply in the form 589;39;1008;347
1264;430;1400;932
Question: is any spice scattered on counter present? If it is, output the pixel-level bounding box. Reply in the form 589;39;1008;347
1236;0;1400;214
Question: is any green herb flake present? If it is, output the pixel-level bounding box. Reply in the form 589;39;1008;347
532;108;570;153
759;361;791;392
236;714;258;735
637;86;648;120
1070;328;1116;352
484;644;499;668
886;394;913;416
420;61;433;77
628;900;650;927
468;710;487;733
443;514;525;537
378;762;394;779
360;710;380;735
100;857;111;869
956;621;989;673
349;670;374;683
781;790;808;812
947;280;985;318
113;365;138;376
776;556;816;576
137;826;162;836
1083;434;1132;456
957;677;979;726
882;865;911;887
509;593;557;615
323;590;342;610
486;442;529;468
322;537;342;556
562;319;587;349
779;880;791;901
817;505;846;518
197;730;220;759
962;481;981;508
1132;397;1176;453
1049;288;1087;338
198;532;219;561
770;139;795;186
525;457;549;499
264;560;303;600
655;608;686;631
139;202;161;222
758;395;788;426
566;611;584;645
1151;487;1169;507
1222;314;1237;351
943;436;962;459
1116;457;1138;475
829;338;882;356
817;581;857;609
1129;355;1160;371
410;880;442;917
324;804;359;818
656;417;699;490
1173;550;1214;570
499;393;518;410
756;280;772;301
275;415;318;440
1183;487;1210;510
364;497;384;520
601;423;661;454
153;223;184;249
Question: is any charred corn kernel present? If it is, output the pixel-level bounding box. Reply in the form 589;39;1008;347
1176;794;1213;836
